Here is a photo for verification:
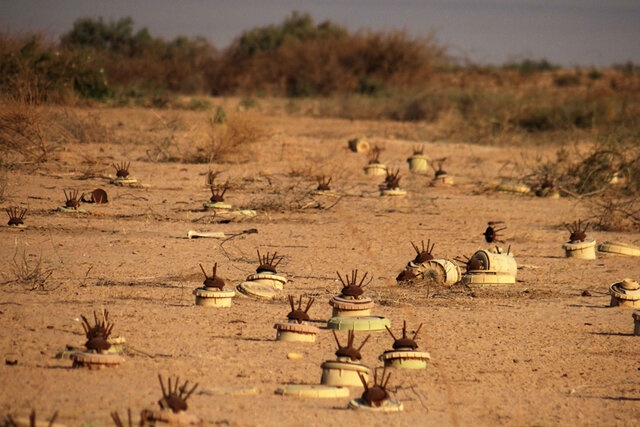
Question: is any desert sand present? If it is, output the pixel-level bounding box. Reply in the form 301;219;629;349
1;102;638;426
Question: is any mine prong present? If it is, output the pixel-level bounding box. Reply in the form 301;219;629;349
304;297;314;313
336;271;347;287
357;334;371;352
158;374;168;399
385;325;398;341
182;380;199;401
331;330;342;349
358;371;369;390
199;264;208;279
413;323;423;340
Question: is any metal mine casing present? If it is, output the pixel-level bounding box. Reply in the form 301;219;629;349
598;241;640;257
379;350;431;369
364;163;387;176
330;296;374;317
422;259;462;285
380;188;407;197
407;155;429;173
110;176;139;186
194;288;235;307
462;272;516;286
348;138;370;153
349;397;404;412
470;250;518;278
71;352;125;369
562;239;597;260
246;273;287;290
320;359;370;387
203;201;233;210
275;384;350;398
609;279;640;308
326;316;391;332
274;322;319;342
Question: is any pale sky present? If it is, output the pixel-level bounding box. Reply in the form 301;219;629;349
1;0;639;66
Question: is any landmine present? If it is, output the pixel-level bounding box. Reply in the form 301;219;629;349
141;375;200;426
609;278;640;308
461;249;517;286
236;251;287;300
57;189;87;213
348;137;370;153
71;309;124;369
406;145;429;174
327;270;390;332
379;321;431;369
6;207;27;229
320;331;371;387
348;368;403;412
364;145;387;177
311;175;340;198
380;169;406;197
274;296;319;342
110;161;140;187
193;263;235;307
562;219;596;260
431;165;454;186
598;241;640;257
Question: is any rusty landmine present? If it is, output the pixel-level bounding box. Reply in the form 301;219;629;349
358;368;392;407
81;188;108;204
81;309;114;353
455;254;485;273
286;295;314;324
412;239;435;264
384;168;402;190
395;268;418;283
565;219;589;243
112;161;131;178
332;330;370;362
385;321;423;350
6;207;27;226
367;145;383;164
256;250;283;274
316;176;332;191
209;181;229;203
483;221;506;244
63;189;81;210
199;262;225;290
157;374;198;414
432;157;448;178
337;269;372;299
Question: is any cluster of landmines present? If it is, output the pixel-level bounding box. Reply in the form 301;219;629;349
4;153;640;424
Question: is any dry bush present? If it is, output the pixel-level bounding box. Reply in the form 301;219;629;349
52;109;111;144
589;197;640;232
188;111;268;163
0;100;53;163
4;249;54;290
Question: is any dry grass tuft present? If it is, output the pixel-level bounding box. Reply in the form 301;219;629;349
4;249;54;290
188;111;268;163
589;197;640;232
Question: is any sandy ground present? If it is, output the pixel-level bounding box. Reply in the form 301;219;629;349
0;104;639;426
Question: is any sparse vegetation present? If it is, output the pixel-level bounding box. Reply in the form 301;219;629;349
190;111;268;163
0;12;638;151
4;248;54;290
